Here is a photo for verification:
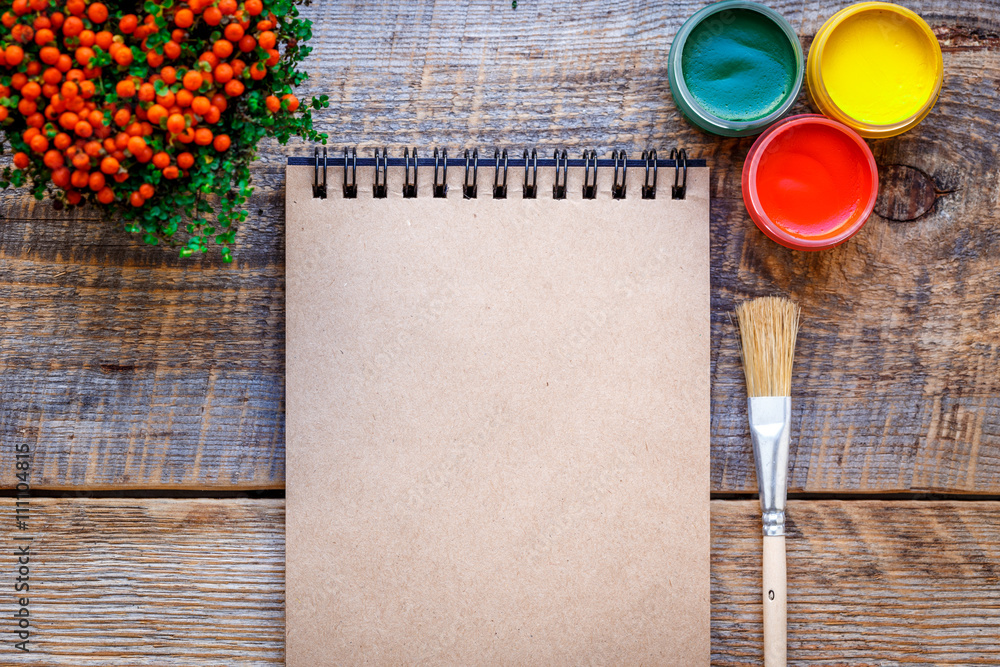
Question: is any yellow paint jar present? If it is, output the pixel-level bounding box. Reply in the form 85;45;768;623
807;2;943;138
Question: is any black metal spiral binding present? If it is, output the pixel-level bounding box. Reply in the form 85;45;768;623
582;150;597;199
373;147;388;198
403;147;418;198
493;149;508;199
313;147;327;199
641;149;657;200
464;149;478;199
310;147;695;200
343;147;357;199
670;148;687;200
523;148;537;199
612;150;627;200
433;148;447;198
553;149;568;200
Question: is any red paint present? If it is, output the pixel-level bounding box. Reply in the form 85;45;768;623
743;114;878;251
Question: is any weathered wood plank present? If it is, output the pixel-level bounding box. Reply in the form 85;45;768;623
1;0;998;491
0;497;284;665
2;497;997;664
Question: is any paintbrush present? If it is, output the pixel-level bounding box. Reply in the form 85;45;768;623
735;296;801;667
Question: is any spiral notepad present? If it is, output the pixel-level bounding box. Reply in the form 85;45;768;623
285;148;711;665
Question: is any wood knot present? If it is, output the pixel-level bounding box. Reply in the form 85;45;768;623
874;164;954;222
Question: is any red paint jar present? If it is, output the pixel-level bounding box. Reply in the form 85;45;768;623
742;114;878;251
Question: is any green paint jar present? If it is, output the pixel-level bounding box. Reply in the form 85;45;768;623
668;1;804;137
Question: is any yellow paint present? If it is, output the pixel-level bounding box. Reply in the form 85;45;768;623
819;6;939;125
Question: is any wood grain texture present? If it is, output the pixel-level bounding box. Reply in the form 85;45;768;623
3;497;997;665
0;497;284;666
1;0;999;491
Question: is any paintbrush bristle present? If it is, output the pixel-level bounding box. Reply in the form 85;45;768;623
735;296;801;397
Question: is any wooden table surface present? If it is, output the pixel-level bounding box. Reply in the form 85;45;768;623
2;0;998;664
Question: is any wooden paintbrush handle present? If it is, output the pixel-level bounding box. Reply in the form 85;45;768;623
763;534;787;666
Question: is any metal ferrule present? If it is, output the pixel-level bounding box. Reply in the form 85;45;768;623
749;396;791;537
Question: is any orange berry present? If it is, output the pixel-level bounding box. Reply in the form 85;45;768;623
43;149;64;169
164;40;181;59
119;14;138;34
182;70;203;91
71;169;90;189
138;83;155;102
0;107;7;122
166;113;186;134
113;170;128;183
13;152;30;169
223;23;244;42
265;95;280;113
87;3;108;23
88;171;105;191
176;126;195;144
163;165;180;180
174;8;194;28
75;47;95;67
62;16;83;37
114;108;131;127
126;135;146;155
95;31;114;51
283;94;300;112
171;28;186;43
17;98;37;116
139;183;154;199
212;39;233;59
266;48;280;67
213;62;233;84
210;93;227;112
176;89;193;107
156;90;176;107
74;120;93;137
239;35;256;53
34;28;55;46
100;156;119;174
4;45;24;66
66;190;82;205
52;167;71;187
84;141;102;157
146;50;164;68
257;20;274;31
258;31;276;50
203;6;222;25
249;61;266;80
21;81;41;99
56;54;72;72
191;95;211;115
196;50;216;68
224;79;244;97
60;80;78;99
212;133;230;152
78;30;95;47
116;79;136;97
203;105;220;124
130;191;144;207
152;151;171;169
79;80;96;98
147;104;168;124
160;66;178;84
97;186;114;204
246;0;263;16
39;46;60;65
65;0;86;16
194;127;213;146
114;47;134;66
29;134;48;153
176;152;195;169
219;0;237;15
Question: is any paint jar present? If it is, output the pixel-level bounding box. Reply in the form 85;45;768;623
807;2;943;138
668;1;804;137
742;115;878;251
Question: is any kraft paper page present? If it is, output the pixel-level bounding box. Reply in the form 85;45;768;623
285;159;711;665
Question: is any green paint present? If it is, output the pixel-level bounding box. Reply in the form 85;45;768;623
681;8;797;122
